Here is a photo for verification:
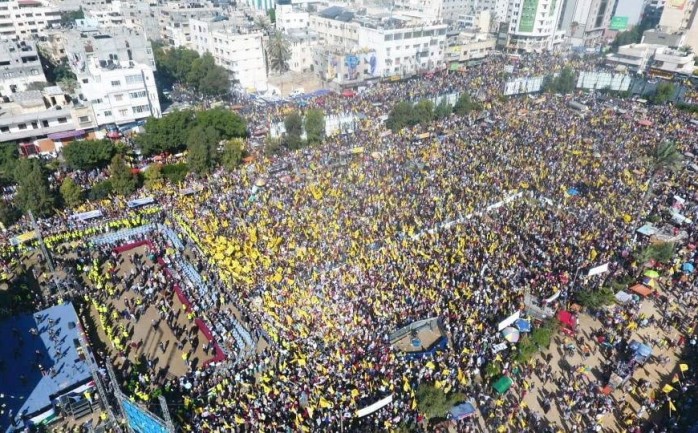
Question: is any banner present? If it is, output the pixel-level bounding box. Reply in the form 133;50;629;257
544;291;560;304
69;210;103;222
587;263;609;276
356;394;393;418
10;231;37;246
497;311;520;331
127;197;155;208
492;342;508;354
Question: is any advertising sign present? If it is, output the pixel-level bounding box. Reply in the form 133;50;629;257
610;16;629;31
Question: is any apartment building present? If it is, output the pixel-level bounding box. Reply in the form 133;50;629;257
0;39;47;97
0;0;61;40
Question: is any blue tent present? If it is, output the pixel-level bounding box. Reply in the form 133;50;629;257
683;262;695;274
514;318;532;333
567;188;580;196
629;340;652;363
450;401;476;420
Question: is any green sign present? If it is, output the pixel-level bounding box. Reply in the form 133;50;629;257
610;16;629;31
518;0;539;33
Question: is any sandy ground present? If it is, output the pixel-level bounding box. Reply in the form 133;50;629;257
267;71;325;96
88;246;210;378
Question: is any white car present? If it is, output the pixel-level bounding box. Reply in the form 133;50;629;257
289;88;304;98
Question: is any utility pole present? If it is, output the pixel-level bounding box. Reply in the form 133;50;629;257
29;210;55;273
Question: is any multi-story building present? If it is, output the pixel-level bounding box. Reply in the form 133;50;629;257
506;0;565;52
310;7;448;77
243;0;274;11
441;0;471;23
557;0;616;46
159;3;220;47
64;26;161;126
610;0;645;30
276;3;309;32
445;31;496;65
189;17;266;90
0;0;61;40
85;3;125;28
658;0;698;53
652;46;696;75
0;39;47;97
287;29;317;72
605;43;656;72
393;0;445;22
0;87;90;144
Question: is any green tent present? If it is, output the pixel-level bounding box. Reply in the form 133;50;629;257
492;376;513;395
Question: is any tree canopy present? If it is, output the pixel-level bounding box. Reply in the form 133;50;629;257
109;154;138;196
14;159;55;217
544;67;576;94
59;177;83;208
136;108;246;156
304;109;326;145
154;46;229;95
187;125;220;175
267;31;291;75
221;138;245;171
62;139;115;170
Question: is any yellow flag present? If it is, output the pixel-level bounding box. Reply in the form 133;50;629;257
234;414;245;424
662;384;675;393
669;399;677;412
319;397;333;409
425;361;436;370
680;363;689;372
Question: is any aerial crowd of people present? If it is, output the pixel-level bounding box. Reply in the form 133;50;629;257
4;52;698;433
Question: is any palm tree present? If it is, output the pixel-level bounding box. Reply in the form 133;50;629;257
266;31;291;76
645;141;683;200
255;15;273;35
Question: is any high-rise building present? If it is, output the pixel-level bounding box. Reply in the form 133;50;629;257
506;0;566;51
658;0;698;52
557;0;616;46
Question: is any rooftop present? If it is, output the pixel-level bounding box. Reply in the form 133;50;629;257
0;303;92;429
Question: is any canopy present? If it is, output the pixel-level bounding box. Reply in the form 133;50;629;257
557;310;576;330
682;263;695;273
644;270;660;278
629;284;653;297
514;318;532;333
567;187;580;196
450;401;476;420
493;376;513;394
629;340;652;358
501;327;520;343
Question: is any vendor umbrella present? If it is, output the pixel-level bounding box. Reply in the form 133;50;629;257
644;270;660;279
501;327;520;343
682;263;695;274
514;319;532;333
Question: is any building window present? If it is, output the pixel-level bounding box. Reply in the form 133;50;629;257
114;94;124;102
31;69;39;75
82;78;89;83
0;126;8;133
132;104;149;114
78;115;90;123
103;110;112;116
125;74;142;84
111;80;121;87
118;108;128;117
57;117;67;123
17;123;27;130
129;90;147;98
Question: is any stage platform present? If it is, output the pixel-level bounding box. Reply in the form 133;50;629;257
389;317;448;359
0;302;92;431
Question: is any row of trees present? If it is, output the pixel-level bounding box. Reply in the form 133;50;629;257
135;107;247;156
154;44;230;96
386;93;483;132
542;66;576;94
281;109;326;149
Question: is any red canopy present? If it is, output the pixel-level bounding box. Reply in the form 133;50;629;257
341;89;356;97
557;310;577;330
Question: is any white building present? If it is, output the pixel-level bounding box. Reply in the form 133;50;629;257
506;0;565;52
159;3;221;48
445;31;496;64
0;0;61;40
64;27;161;127
287;29;317;72
658;0;698;53
309;7;360;51
605;43;657;72
393;0;445;22
276;3;309;32
0;39;47;97
189;17;266;90
243;0;275;12
652;46;696;75
557;0;616;46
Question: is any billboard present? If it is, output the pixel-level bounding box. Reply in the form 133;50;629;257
518;0;539;32
576;71;632;91
610;16;629;31
503;76;545;95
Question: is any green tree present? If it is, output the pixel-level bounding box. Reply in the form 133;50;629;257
187;126;220;175
0;200;21;228
386;101;414;132
283;111;304;149
88;180;112;200
267;8;276;24
256;15;273;34
62;139;115;170
412;100;434;124
194;108;247;139
267;31;291;75
59;177;83;208
0;142;18;186
304;108;326;145
143;163;164;190
162;163;188;184
14;160;54;217
220;138;245;171
188;53;230;96
154;45;200;86
544;67;577;94
453;93;481;116
434;99;452;120
59;7;84;27
415;383;465;420
652;81;675;104
646;141;683;199
109;154;138;196
136;109;196;156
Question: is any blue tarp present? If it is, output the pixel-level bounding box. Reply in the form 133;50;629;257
403;336;448;360
567;188;580;196
629;340;652;362
450;401;476;420
514;318;532;333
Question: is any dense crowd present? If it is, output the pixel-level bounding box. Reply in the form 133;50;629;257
5;52;698;432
